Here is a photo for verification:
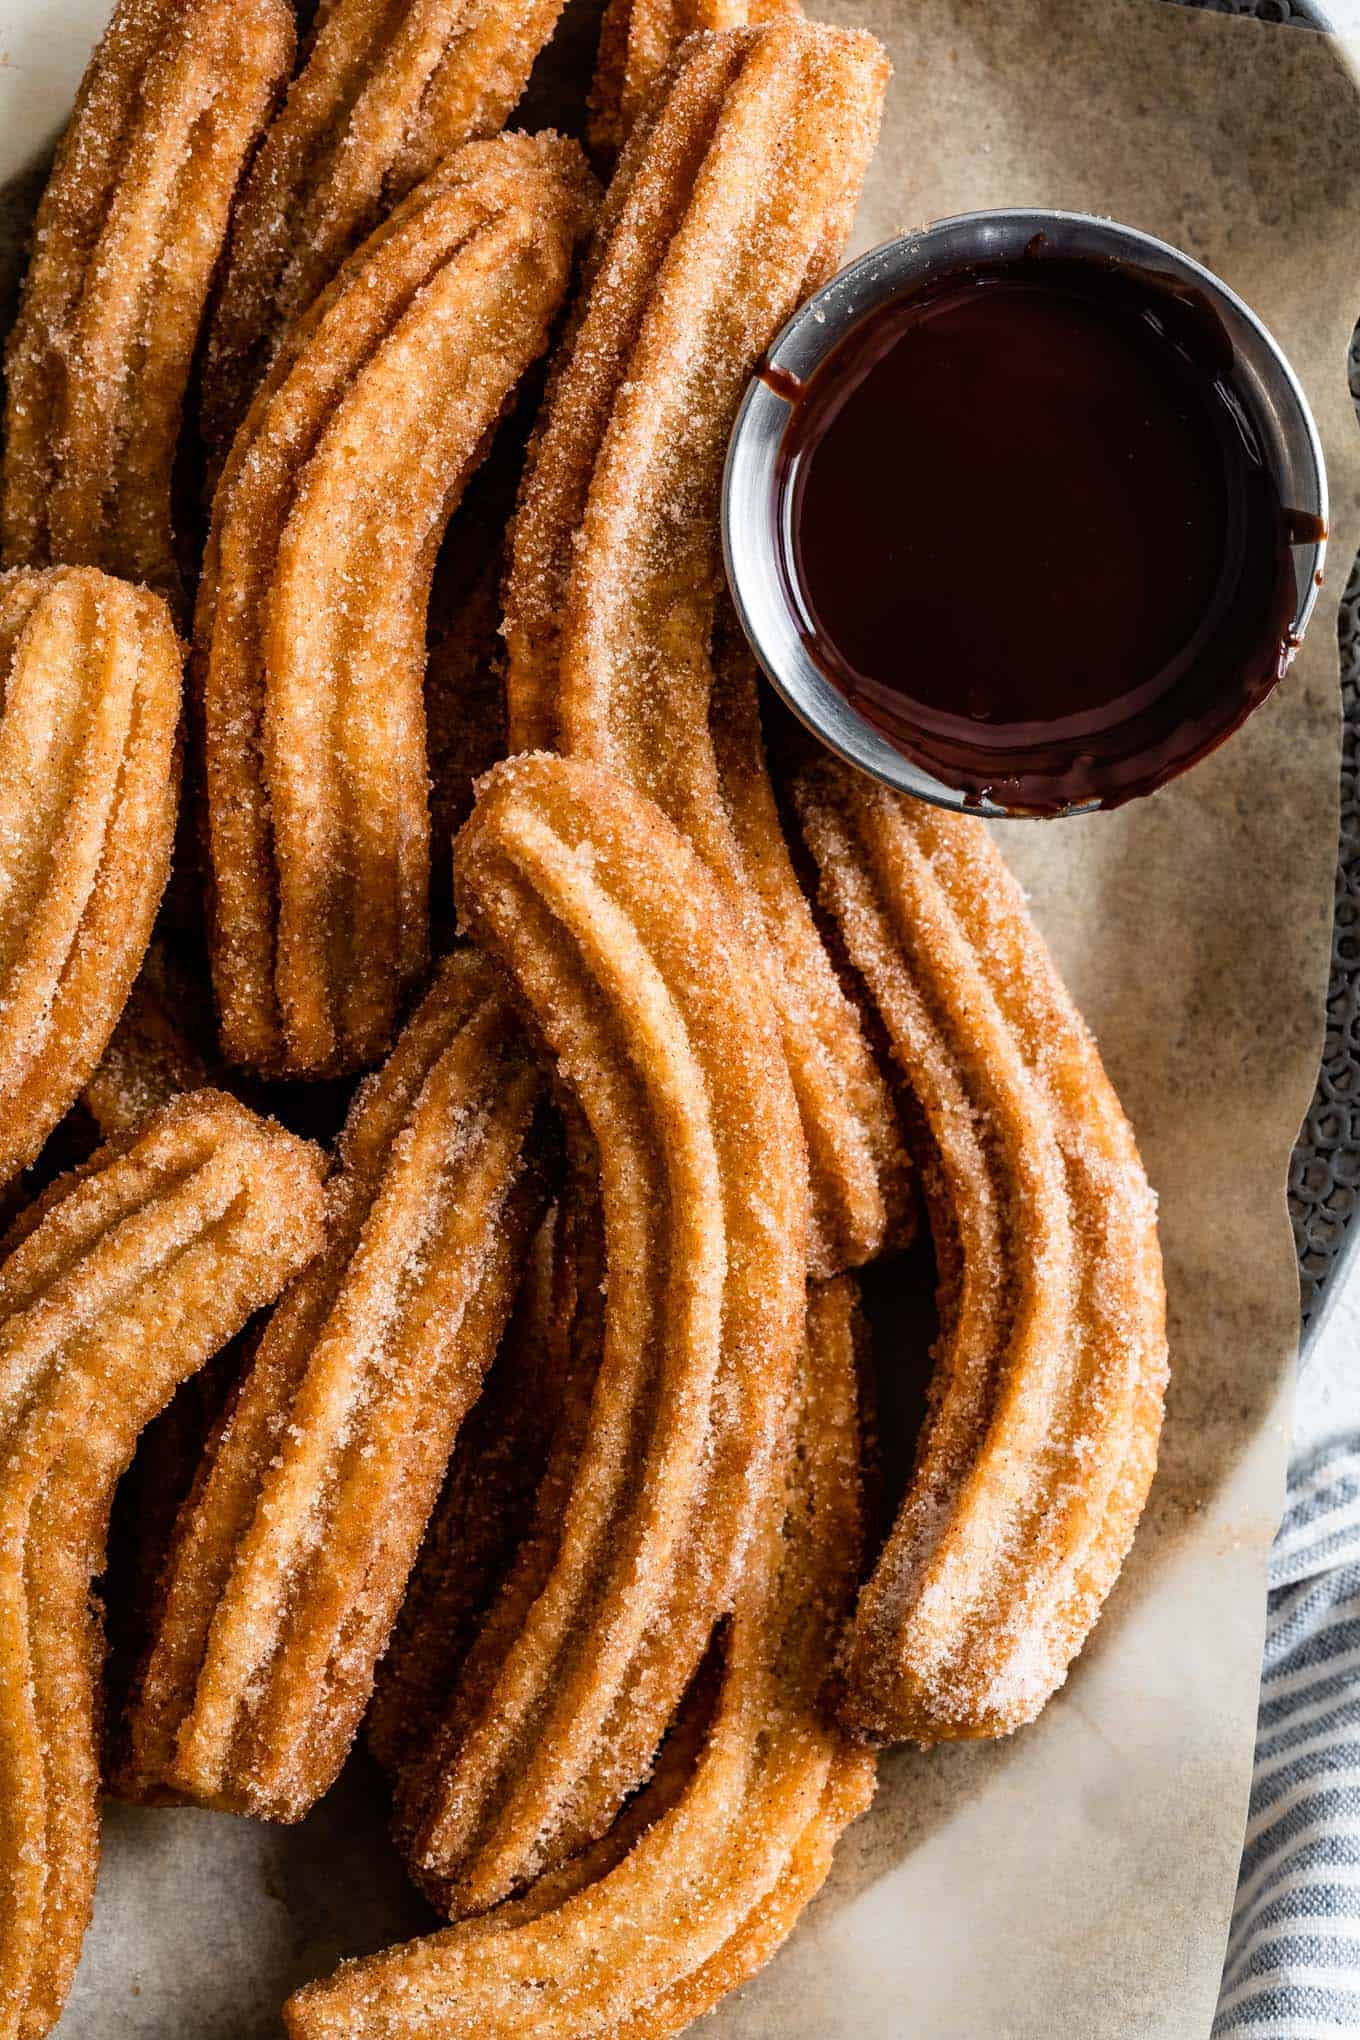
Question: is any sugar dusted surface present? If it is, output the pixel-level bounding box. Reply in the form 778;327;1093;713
794;762;1167;1746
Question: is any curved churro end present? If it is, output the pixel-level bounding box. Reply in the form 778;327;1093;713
588;0;802;162
386;751;807;1916
119;950;548;1822
503;22;904;1276
200;0;572;465
0;566;183;1189
792;760;1169;1746
283;1275;874;2040
0;1088;324;2040
199;131;596;1080
1;0;294;614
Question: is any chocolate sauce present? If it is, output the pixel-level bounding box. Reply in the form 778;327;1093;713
772;255;1311;812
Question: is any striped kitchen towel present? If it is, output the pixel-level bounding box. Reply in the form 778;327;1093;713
1216;1434;1360;2036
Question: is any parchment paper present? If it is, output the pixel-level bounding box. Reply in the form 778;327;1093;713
2;2;1358;2034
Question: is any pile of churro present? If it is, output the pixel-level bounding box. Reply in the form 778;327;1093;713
0;2;1169;2035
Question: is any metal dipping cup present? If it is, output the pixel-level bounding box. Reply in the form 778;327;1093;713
721;209;1329;818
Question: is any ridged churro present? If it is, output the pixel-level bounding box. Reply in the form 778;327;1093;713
0;567;181;1189
504;23;906;1276
120;951;547;1819
285;1277;874;2039
367;1195;575;1785
589;0;799;159
1;0;293;612
793;761;1168;1746
200;0;571;464
390;750;807;1916
199;132;595;1078
0;1091;324;2040
376;1122;601;1819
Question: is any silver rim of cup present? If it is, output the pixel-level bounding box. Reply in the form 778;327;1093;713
721;208;1329;818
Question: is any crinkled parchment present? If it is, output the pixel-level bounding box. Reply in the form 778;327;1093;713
1;1;1357;2034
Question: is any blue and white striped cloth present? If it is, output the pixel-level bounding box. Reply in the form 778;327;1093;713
1217;1436;1360;2035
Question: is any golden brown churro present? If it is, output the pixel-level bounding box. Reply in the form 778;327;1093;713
383;1126;606;1859
389;750;807;1917
792;761;1169;1745
589;0;799;160
366;1198;575;1785
0;567;181;1189
200;0;571;464
284;1277;874;2039
0;1091;324;2040
200;131;594;1079
504;23;907;1276
1;0;293;611
120;950;547;1820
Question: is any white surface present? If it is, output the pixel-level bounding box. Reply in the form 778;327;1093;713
1299;1276;1360;1448
0;2;110;182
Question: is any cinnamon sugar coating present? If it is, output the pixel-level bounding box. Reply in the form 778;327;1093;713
367;1187;580;1786
2;0;293;612
0;1090;324;2040
284;1276;873;2040
504;23;908;1276
793;761;1169;1745
393;751;809;1917
200;0;570;464
119;950;547;1820
589;0;799;161
0;568;182;1188
198;133;596;1077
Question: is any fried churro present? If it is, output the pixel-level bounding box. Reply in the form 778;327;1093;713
367;1194;575;1785
589;0;798;160
1;0;294;612
200;0;571;464
792;761;1168;1746
384;1124;606;1870
387;750;807;1917
120;950;547;1820
0;1091;324;2040
200;132;595;1078
285;1277;874;2039
0;567;181;1190
504;23;907;1276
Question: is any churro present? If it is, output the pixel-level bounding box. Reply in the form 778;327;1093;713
1;0;293;612
120;951;547;1820
200;0;571;464
379;1125;602;1831
793;761;1168;1745
367;1195;575;1785
391;750;807;1917
589;0;799;159
284;1277;874;2039
0;567;181;1189
0;1090;324;2040
504;23;907;1276
199;132;595;1077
